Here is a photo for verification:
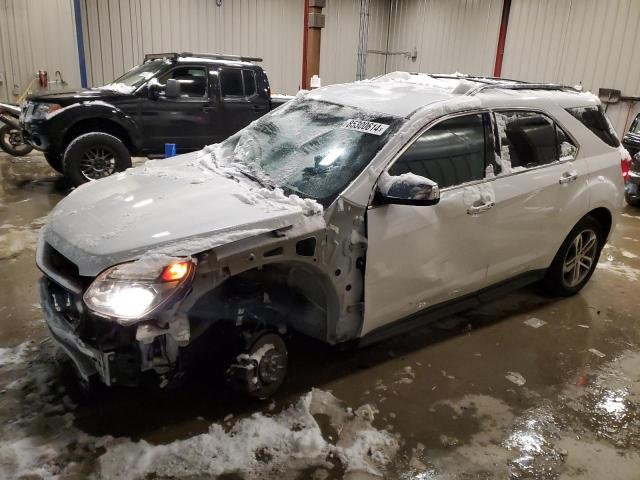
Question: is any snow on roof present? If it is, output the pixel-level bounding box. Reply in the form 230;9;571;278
307;71;598;118
308;72;462;118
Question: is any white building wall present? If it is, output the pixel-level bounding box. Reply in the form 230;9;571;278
501;0;640;135
0;0;81;103
383;0;503;76
320;0;390;85
81;0;305;95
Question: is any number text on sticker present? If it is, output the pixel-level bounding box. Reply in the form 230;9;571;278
341;119;390;136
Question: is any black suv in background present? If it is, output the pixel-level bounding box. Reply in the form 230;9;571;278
622;112;640;206
20;53;290;186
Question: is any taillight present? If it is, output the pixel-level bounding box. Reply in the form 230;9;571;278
622;155;631;183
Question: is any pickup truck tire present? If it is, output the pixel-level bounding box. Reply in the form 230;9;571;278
44;151;64;173
543;216;603;296
63;132;131;186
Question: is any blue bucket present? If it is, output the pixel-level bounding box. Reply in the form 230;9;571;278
165;143;177;158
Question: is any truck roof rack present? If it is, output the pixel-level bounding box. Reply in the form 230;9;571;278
180;52;263;62
144;52;179;62
143;52;263;63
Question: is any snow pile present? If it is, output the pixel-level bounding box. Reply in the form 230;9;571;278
372;71;462;91
231;186;324;216
97;388;398;479
0;341;398;479
95;83;136;94
0;342;31;367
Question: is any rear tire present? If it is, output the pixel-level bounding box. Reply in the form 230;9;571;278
543;216;603;296
0;124;33;156
44;151;64;173
62;132;131;186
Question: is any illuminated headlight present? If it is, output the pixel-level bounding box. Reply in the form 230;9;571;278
83;258;194;324
31;103;62;119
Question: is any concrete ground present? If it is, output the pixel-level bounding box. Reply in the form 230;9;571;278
1;152;639;479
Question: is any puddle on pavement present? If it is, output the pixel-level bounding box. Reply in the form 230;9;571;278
1;155;640;478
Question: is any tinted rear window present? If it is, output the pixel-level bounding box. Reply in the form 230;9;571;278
566;106;620;148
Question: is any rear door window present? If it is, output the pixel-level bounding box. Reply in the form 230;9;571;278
220;69;244;97
494;111;577;172
389;113;487;189
566;106;620;147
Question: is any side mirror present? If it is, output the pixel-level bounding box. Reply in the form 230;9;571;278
165;79;181;99
376;173;440;206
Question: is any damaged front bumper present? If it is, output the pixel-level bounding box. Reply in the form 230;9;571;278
39;277;189;387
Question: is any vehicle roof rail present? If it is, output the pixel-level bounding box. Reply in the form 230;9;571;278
466;82;581;96
144;52;179;62
179;52;263;62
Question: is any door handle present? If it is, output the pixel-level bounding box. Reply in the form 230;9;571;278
559;170;578;184
252;105;268;112
467;201;495;215
203;106;215;112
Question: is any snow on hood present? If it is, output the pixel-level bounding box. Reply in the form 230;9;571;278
95;82;136;94
43;151;324;276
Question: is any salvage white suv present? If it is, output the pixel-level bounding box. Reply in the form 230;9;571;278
37;72;625;398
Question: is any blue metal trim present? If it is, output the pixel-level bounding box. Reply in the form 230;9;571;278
73;0;88;88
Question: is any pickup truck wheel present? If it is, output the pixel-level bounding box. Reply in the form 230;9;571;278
63;132;131;186
44;151;64;173
543;216;603;296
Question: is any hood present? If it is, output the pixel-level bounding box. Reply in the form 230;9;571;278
28;88;126;107
43;152;324;276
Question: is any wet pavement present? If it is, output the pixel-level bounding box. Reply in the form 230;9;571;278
1;152;640;479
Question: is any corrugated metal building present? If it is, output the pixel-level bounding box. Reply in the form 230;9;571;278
1;0;638;134
0;0;81;103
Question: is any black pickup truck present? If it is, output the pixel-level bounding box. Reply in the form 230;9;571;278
20;52;291;186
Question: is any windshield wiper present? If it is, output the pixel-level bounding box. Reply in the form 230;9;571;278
237;168;275;190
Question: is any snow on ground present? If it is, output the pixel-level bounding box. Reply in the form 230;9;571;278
98;389;397;479
0;341;398;479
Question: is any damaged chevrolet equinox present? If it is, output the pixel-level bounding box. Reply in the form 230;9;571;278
38;73;626;398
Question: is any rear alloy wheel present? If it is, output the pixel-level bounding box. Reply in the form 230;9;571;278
0;124;33;156
562;229;598;288
544;216;603;296
62;132;131;186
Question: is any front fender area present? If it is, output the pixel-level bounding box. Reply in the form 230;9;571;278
58;103;143;152
173;215;366;345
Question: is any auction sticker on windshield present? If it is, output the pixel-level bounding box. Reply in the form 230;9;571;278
341;119;390;135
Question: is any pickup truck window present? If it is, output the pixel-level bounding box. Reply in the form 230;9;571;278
220;69;244;97
111;59;166;89
243;70;256;96
158;67;207;98
214;97;405;205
